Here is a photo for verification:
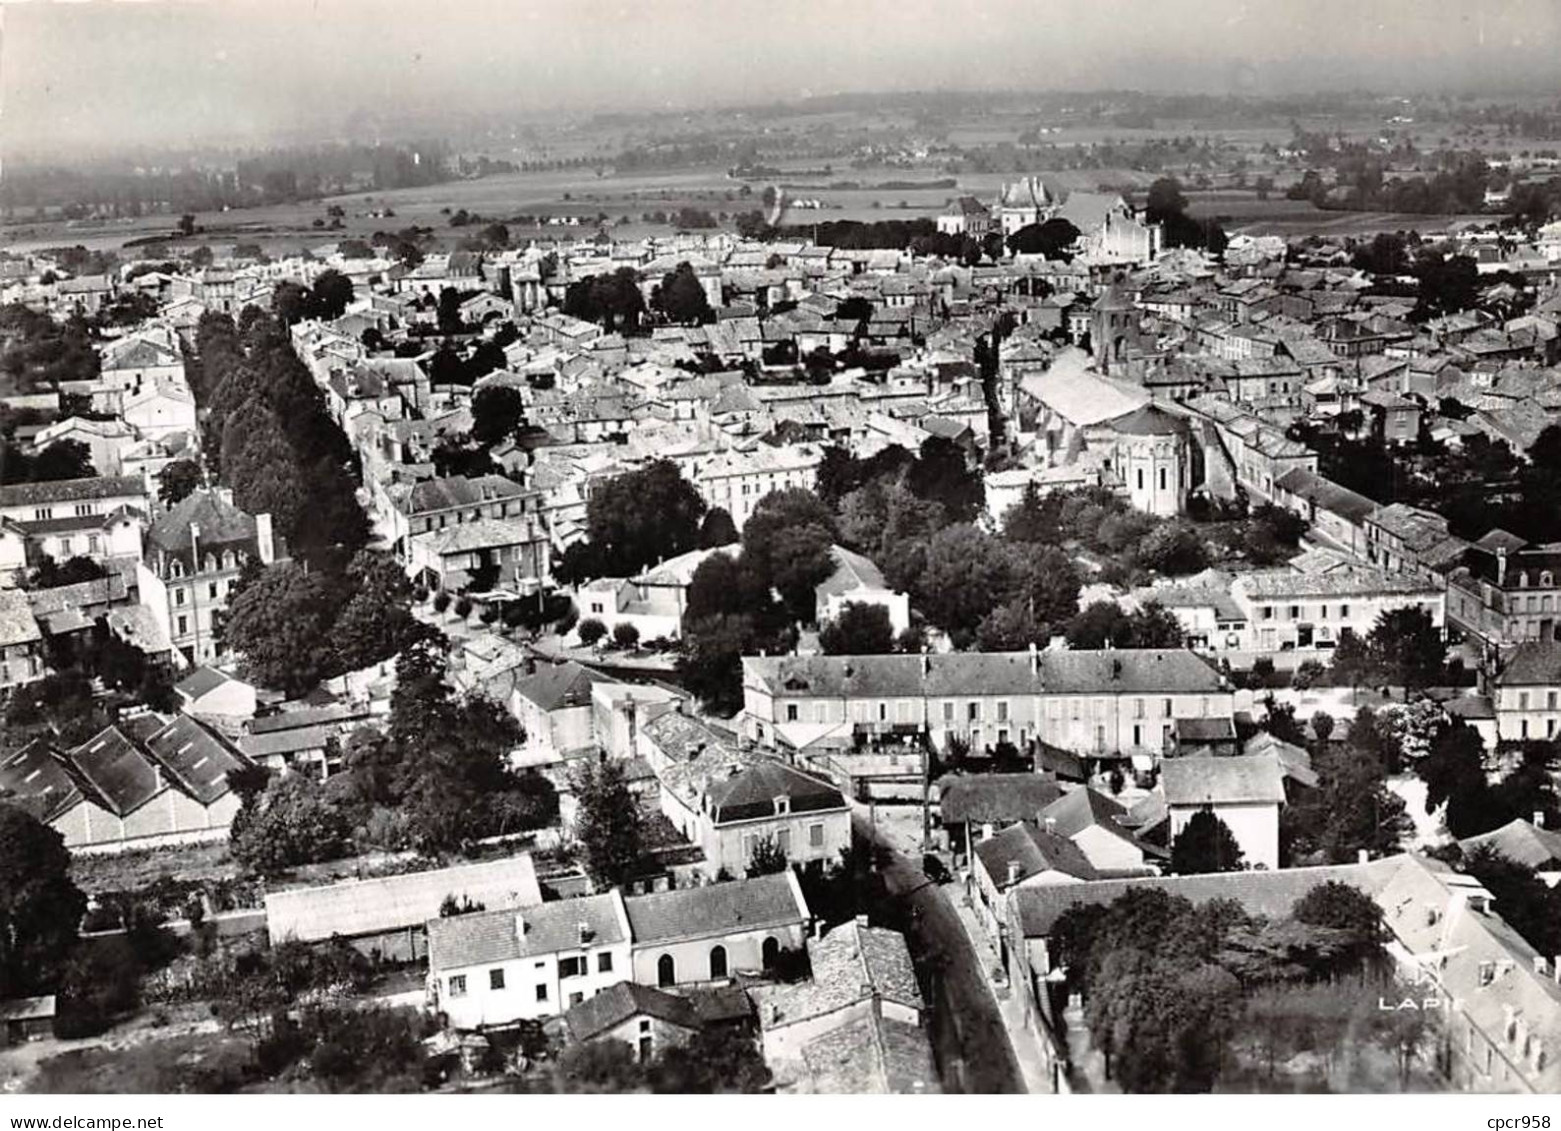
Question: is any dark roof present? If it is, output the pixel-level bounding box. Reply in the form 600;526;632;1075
141;714;250;805
0;740;82;823
706;762;846;824
1106;405;1191;437
70;726;161;816
1174;717;1238;742
0;475;144;509
624;872;808;946
562;981;700;1043
175;665;230;700
512;660;615;711
939;773;1065;824
146;488;258;553
975;821;1099;886
1500;641;1561;686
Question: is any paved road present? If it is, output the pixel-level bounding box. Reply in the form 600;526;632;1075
858;814;1025;1094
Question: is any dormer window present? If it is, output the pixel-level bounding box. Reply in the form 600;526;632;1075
774;796;790;816
1519;572;1530;588
1543;572;1554;588
222;550;236;570
169;559;184;579
204;554;217;573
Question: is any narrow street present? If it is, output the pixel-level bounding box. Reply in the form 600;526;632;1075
855;812;1026;1094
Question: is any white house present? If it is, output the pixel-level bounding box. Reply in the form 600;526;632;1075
1161;753;1286;870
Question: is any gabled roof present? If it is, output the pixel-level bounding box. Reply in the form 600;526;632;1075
975;821;1098;885
426;888;623;971
938;773;1065;824
1459;818;1561;871
562;981;700;1043
69;725;162;816
141;714;249;806
512;660;616;712
1498;641;1561;687
624;871;808;946
0;589;42;649
0;740;82;823
0;475;144;509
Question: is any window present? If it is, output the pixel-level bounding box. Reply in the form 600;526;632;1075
1159;467;1167;491
448;975;467;997
597;952;613;974
559;956;583;978
74;503;94;518
1136;469;1144;491
657;954;676;987
786;703;799;722
1260;606;1273;620
709;945;728;979
1134;698;1145;719
1545;572;1555;588
176;615;188;637
175;588;187;607
59;537;72;557
1288;605;1301;620
33;508;49;522
997;701;1009;723
774;796;790;815
1162;698;1173;717
967;701;980;722
1549;691;1557;709
208;582;219;600
489;968;505;991
809;823;824;848
1520;692;1531;710
569;992;584;1007
776;828;790;854
1339;603;1350;618
878;701;887;721
942;702;954;723
88;534;101;555
535;984;548;1002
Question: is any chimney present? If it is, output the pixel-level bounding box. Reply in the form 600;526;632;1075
854;914;869;930
1358;849;1370;864
1006;860;1022;886
1536;956;1551;977
515;913;528;938
1535;811;1546;829
921;650;931;677
1497;545;1508;587
1029;641;1039;674
1043;817;1057;835
1554;957;1560;984
578;922;594;945
255;513;275;565
981;822;994;842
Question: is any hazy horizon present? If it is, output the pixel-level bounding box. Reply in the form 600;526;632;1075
5;0;1561;160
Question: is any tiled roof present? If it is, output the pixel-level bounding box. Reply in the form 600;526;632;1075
272;855;544;947
425;889;622;971
1013;856;1405;937
938;773;1065;824
0;475;144;509
975;821;1098;885
705;761;845;824
70;725;161;816
0;589;42;649
513;660;617;712
146;488;257;553
1498;641;1561;687
1161;753;1287;807
624;872;808;946
562;981;700;1043
797;1012;938;1094
1459;819;1561;871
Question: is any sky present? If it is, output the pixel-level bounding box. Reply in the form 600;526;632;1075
4;0;1560;158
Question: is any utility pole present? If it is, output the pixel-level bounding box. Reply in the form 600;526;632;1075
920;725;931;852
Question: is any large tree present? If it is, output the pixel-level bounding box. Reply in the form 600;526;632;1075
157;458;203;507
1170;809;1245;875
819;602;896;655
558;460;706;583
223;561;341;695
230;772;354;876
1006;217;1080;259
1366;607;1444;690
470;385;528;447
655;262;713;325
0;803;87;998
741;488;838;623
570;757;643;890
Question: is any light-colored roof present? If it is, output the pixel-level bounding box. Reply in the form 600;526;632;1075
624;871;808;946
1459;818;1561;871
267;855;542;945
427;889;625;972
0;589;42;648
1161;752;1287;807
1018;348;1150;427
